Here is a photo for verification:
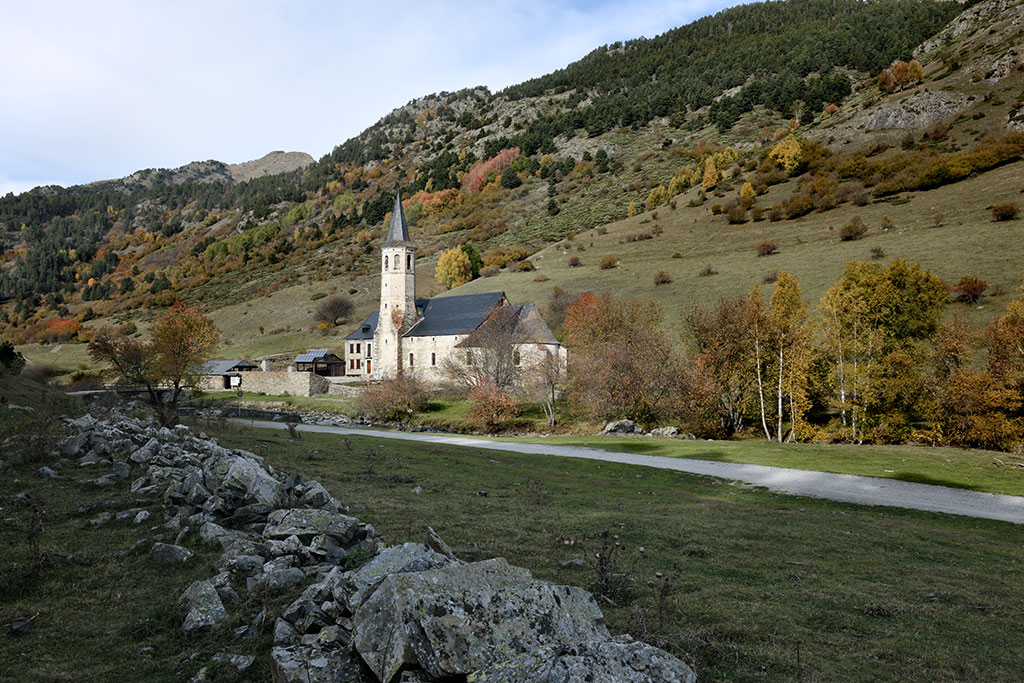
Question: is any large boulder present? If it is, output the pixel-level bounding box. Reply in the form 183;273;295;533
264;508;362;545
352;558;609;682
150;542;193;564
602;419;638;435
270;644;364;682
467;638;697;682
341;542;459;612
207;455;283;507
180;579;228;632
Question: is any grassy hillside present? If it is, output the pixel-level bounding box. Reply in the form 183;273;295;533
3;0;1023;373
452;160;1024;336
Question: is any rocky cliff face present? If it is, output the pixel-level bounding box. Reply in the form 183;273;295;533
227;150;314;182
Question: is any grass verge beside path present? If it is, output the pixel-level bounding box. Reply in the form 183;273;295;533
206;424;1023;682
192;391;357;415
498;435;1024;497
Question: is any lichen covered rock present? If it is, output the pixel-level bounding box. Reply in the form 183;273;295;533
467;638;697;682
180;579;228;632
352;558;609;682
264;508;362;545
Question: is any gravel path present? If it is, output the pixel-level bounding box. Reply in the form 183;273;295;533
236;419;1024;525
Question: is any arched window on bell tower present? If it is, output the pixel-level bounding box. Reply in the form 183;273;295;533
384;255;389;270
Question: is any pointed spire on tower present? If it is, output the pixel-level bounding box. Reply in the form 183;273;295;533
383;186;412;247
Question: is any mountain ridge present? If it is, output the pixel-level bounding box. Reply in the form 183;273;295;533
2;0;1022;363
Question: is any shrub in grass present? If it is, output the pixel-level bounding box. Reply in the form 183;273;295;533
880;215;896;231
992;203;1020;221
840;217;867;241
784;193;815;218
726;206;748;224
954;276;988;303
596;226;608;235
756;241;778;256
568;256;582;267
870;246;886;259
711;204;723;215
480;265;500;277
671;251;682;259
533;273;550;282
599;256;618;270
749;205;765;221
768;203;785;222
699;264;718;276
653;270;672;285
357;376;429;422
468;381;520;433
513;260;535;272
310;292;326;301
315;295;355;325
762;270;779;284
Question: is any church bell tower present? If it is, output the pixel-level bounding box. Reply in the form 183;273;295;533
374;189;416;378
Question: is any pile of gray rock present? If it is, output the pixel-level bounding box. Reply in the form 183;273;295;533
55;409;696;682
601;420;696;440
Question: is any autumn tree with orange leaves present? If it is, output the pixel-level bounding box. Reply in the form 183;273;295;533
89;301;219;414
564;292;716;431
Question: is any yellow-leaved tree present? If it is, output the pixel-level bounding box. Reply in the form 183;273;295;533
740;181;756;208
645;185;667;212
435;247;473;289
768;134;804;175
702;157;718;191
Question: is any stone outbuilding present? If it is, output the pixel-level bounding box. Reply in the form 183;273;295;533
197;359;259;390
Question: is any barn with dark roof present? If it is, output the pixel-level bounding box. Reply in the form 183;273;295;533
344;191;565;382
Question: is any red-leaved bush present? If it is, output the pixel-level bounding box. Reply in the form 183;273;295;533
468;381;520;432
461;148;521;193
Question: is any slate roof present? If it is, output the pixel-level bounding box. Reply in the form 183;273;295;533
457;303;559;348
198;360;258;375
405;291;507;337
382;189;412;247
345;311;379;340
344;291;508;341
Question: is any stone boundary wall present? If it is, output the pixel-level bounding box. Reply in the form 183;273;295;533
198;371;328;397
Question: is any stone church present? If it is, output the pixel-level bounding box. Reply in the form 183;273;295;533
344;192;566;383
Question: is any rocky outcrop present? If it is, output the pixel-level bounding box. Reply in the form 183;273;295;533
55;408;696;682
468;638;697;683
865;90;970;131
227;151;314;182
353;558;608;681
602;419;642;435
915;0;1023;58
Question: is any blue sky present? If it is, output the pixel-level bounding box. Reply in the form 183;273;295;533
0;1;740;196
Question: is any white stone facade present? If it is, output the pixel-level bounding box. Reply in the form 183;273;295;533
346;190;565;386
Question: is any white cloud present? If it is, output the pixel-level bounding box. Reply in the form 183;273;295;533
0;0;739;195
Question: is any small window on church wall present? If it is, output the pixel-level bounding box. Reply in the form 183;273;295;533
431;352;436;366
366;343;371;357
409;352;414;367
407;254;412;270
384;255;389;270
514;350;521;366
